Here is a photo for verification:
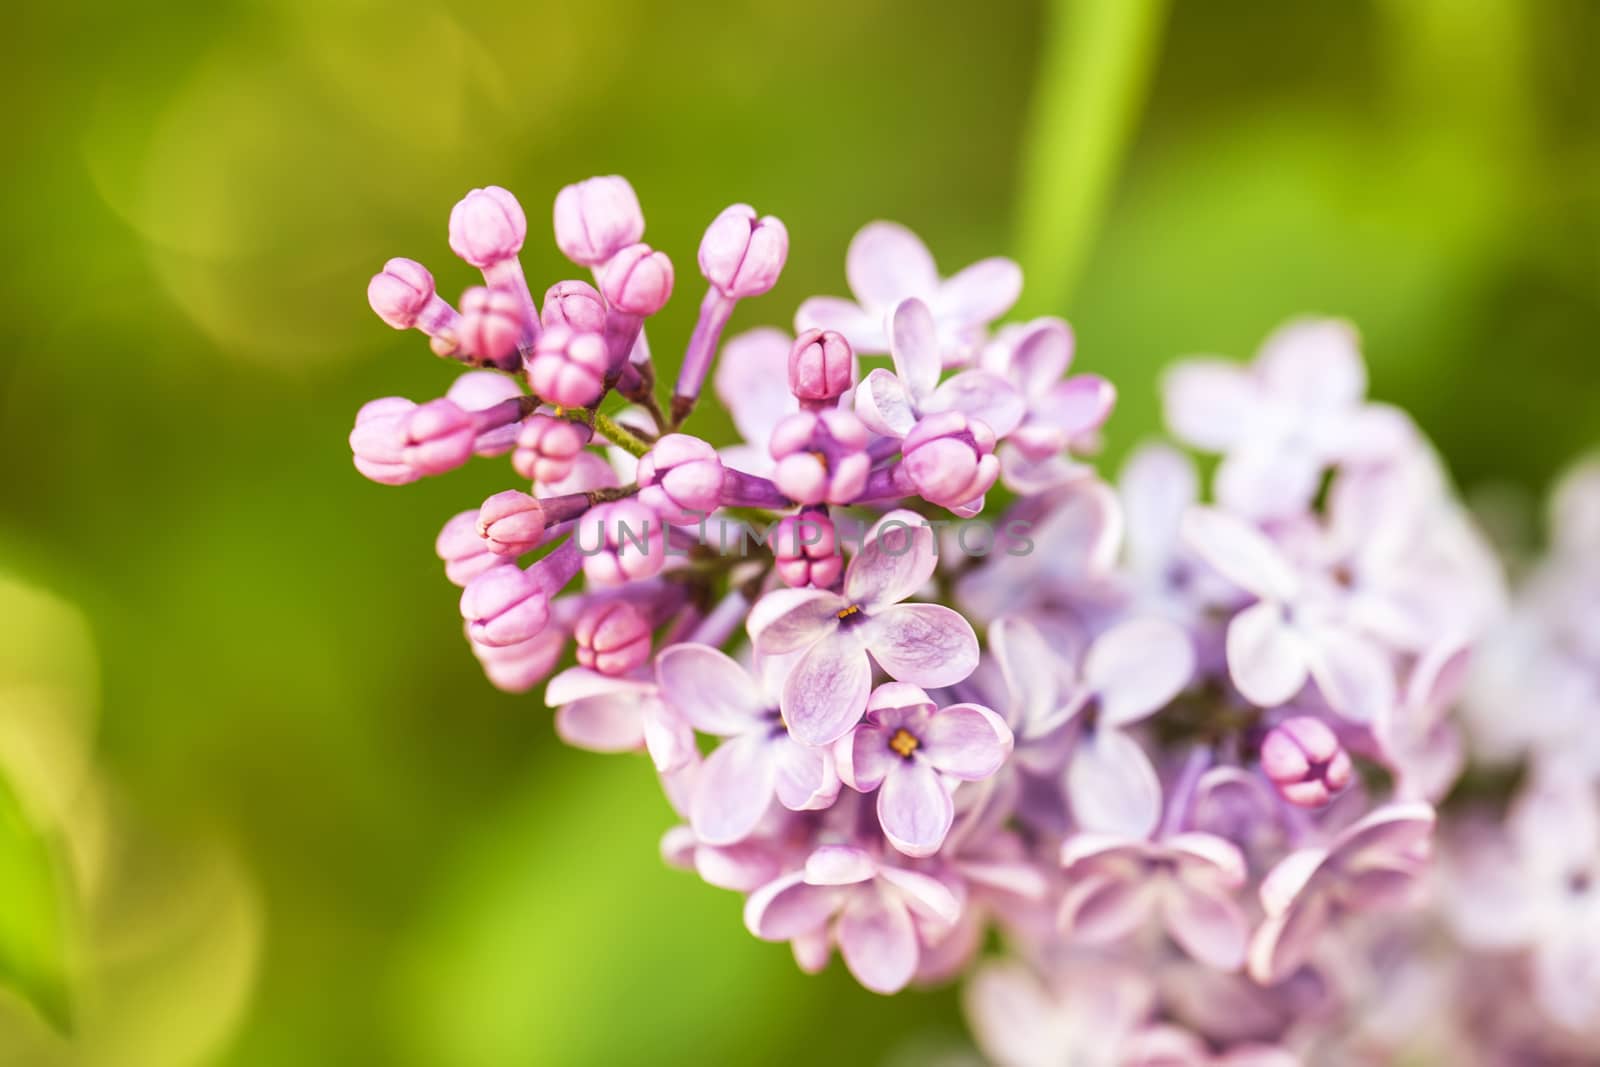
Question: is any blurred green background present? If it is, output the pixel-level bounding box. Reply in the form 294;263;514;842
0;0;1595;1063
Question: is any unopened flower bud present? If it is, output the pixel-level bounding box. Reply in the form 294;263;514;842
770;408;871;506
542;280;609;334
773;512;842;588
788;328;854;405
553;176;645;267
600;243;674;316
460;565;549;647
402;398;477;476
526;327;610;409
637;434;725;524
513;415;591;484
445;372;525;457
900;411;998;509
437;510;503;586
349;397;420;485
574;600;653;676
368;258;455;335
471;626;566;693
457;286;524;369
476;489;547;556
449;186;527;269
578;500;668;587
1261;716;1353;808
699;204;788;299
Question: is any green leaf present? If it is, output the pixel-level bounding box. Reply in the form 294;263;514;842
0;769;74;1031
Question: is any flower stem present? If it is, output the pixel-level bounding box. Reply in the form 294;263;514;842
1013;0;1169;313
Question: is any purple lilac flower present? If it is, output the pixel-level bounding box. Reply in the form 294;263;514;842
656;645;839;844
963;956;1153;1067
795;221;1022;365
834;682;1011;857
747;511;979;745
743;842;962;994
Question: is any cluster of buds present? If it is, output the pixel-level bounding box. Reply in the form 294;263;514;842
349;178;1543;1062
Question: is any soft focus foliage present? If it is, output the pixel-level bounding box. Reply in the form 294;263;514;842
0;0;1595;1063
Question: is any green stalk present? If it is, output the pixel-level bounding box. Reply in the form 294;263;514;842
1013;0;1169;314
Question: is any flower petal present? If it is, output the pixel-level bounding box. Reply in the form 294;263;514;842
656;643;766;735
879;866;964;926
1084;618;1195;727
773;735;840;811
554;695;644;753
1246;893;1331;985
1226;601;1309;708
930;370;1026;437
1162;359;1261;451
747;587;845;654
1041;374;1116;439
1067;729;1162;838
780;631;872;746
744;871;838;940
937;257;1022;329
853;368;919;438
865;603;980;689
878;760;955;857
803;844;877;886
993;317;1072;394
837;889;919;994
988;615;1067;738
794;296;884;352
689;732;778;844
1180;507;1299;601
1305;626;1395;724
1254;318;1366;412
1215;442;1324;522
714;327;799;446
1161;880;1249;970
1119;443;1197;567
886;296;942;400
846;509;939;610
1059;871;1155;943
920;703;1013;780
847;221;938;307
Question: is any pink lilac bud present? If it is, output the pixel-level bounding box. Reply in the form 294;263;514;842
449;186;526;269
600;243;674;316
773;511;842;588
1260;716;1353;807
788;328;854;406
471;626;566;693
769;408;871;506
900;410;999;508
698;204;788;299
573;600;653;676
349;397;420;485
476;490;547;556
367;258;459;337
637;434;726;524
437;510;503;587
541;280;609;334
402;398;478;476
445;372;525;457
456;287;524;370
577;500;668;586
552;176;645;267
526;327;610;408
513;415;591;484
460;565;550;647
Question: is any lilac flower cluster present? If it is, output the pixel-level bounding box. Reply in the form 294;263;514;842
351;177;1533;1061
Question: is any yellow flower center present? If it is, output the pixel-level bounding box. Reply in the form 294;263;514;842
889;728;919;758
836;604;862;620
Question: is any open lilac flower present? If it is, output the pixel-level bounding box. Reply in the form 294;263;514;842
1162;318;1411;521
1059;818;1250;971
544;666;693;773
747;511;979;746
656;645;839;845
743;842;961;994
1182;506;1395;723
795;221;1021;365
963;956;1153;1067
1248;803;1435;984
834;682;1011;857
853;297;1022;441
1119;1026;1297;1067
982;317;1116;493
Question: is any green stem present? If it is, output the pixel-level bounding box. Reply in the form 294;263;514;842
1013;0;1169;314
592;412;653;459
